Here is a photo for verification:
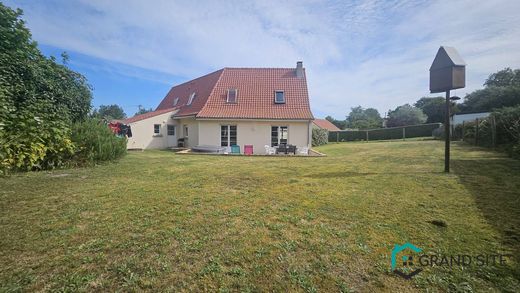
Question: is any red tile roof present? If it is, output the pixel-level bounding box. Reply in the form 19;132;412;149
156;69;223;117
313;119;341;131
156;67;314;120
123;107;178;124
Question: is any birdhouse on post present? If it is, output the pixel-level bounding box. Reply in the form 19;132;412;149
429;46;466;93
429;46;466;173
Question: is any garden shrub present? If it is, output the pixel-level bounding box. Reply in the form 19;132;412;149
0;99;75;173
312;128;328;146
0;4;93;174
456;106;520;158
70;119;127;165
492;106;520;157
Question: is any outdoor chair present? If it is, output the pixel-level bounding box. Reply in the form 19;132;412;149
264;145;276;155
244;145;253;155
276;144;287;154
231;145;240;154
297;146;309;155
177;138;185;147
287;144;296;155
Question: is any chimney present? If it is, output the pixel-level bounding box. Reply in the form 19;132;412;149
296;61;303;78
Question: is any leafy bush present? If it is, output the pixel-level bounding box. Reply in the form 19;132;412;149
1;99;75;173
492;106;520;145
312;128;328;146
0;4;93;174
70;119;127;165
457;106;520;158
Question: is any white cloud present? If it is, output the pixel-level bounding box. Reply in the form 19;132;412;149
5;0;520;118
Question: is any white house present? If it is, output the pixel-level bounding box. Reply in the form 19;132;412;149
124;62;315;154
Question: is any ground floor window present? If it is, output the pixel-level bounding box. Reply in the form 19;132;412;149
221;125;237;146
154;124;160;134
271;126;288;146
167;125;175;136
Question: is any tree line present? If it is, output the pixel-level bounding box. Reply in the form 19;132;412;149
91;104;154;121
0;4;126;173
326;68;520;130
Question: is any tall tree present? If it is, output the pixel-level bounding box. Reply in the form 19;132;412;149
325;115;347;130
346;106;383;129
134;105;153;116
484;67;520;87
415;97;458;123
92;104;126;120
386;104;426;127
460;68;520;113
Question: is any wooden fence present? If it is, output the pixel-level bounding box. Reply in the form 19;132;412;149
328;123;442;142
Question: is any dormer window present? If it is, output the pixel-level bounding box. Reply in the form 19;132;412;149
187;93;196;105
173;97;179;106
274;91;285;104
227;89;237;103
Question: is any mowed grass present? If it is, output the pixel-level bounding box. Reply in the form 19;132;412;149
1;140;519;292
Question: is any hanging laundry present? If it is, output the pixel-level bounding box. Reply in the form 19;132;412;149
108;122;120;134
120;124;132;138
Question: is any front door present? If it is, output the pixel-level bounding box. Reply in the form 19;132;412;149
183;124;189;146
166;124;176;147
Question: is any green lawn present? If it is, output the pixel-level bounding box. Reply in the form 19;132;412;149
1;140;519;292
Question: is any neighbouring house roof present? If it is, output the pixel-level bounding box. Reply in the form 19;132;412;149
123;107;178;124
313;119;341;131
156;66;314;120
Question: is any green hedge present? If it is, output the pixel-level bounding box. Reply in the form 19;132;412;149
456;106;520;158
328;123;442;142
70;119;127;165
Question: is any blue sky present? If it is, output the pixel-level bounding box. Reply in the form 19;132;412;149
5;0;520;118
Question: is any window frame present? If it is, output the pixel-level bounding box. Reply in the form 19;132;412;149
167;125;175;136
220;125;237;147
271;126;288;146
183;124;189;137
153;124;161;135
227;88;238;103
187;93;196;105
274;90;285;104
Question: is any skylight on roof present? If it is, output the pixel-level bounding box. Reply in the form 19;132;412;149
227;89;237;103
173;97;179;106
187;93;196;105
274;91;285;104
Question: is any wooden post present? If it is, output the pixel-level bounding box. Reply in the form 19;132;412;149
336;131;339;143
366;130;369;142
444;90;450;173
491;116;496;148
475;118;479;145
462;121;465;142
402;127;406;140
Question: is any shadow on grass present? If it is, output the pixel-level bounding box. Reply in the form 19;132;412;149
452;156;520;266
305;171;445;178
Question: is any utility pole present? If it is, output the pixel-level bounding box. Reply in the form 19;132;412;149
444;90;451;172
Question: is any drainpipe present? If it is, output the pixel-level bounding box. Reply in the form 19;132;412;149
308;121;311;147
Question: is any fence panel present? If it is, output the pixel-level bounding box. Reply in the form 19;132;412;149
328;123;442;142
